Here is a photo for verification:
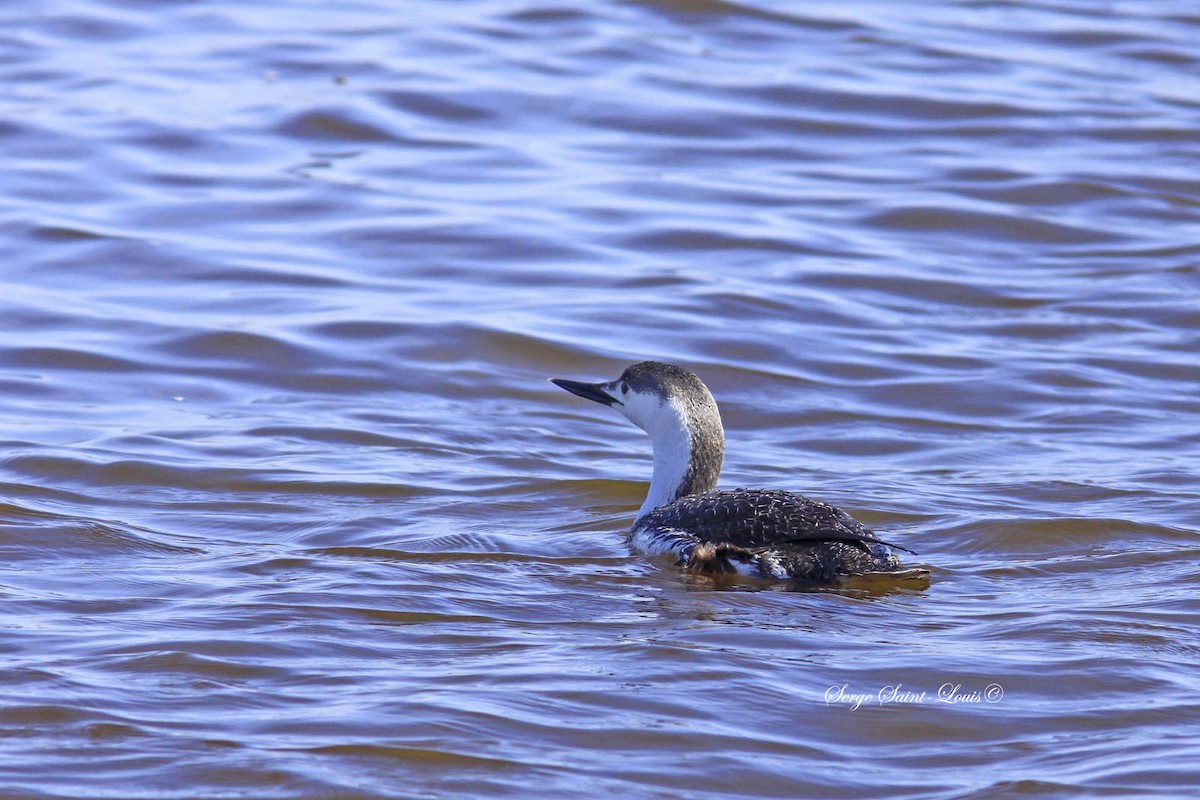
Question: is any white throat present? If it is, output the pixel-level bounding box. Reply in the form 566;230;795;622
623;392;723;523
636;399;694;521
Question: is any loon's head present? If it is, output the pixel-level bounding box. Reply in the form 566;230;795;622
551;361;725;518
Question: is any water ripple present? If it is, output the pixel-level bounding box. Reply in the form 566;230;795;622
1;0;1198;797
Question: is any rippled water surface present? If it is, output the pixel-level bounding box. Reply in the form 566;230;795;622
3;0;1199;797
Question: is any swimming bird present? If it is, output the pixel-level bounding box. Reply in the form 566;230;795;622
551;361;916;583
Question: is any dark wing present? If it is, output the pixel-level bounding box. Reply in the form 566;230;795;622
638;489;915;554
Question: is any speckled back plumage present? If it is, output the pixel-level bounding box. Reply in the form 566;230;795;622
634;488;911;582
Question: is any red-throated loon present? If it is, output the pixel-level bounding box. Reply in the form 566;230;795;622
551;361;917;582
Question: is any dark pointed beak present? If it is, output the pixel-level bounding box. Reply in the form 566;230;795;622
550;377;621;407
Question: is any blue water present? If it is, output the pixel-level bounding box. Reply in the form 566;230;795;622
2;1;1199;797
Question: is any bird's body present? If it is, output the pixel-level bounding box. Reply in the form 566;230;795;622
552;361;915;583
633;488;903;581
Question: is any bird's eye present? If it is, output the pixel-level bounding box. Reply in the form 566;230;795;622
620;382;629;394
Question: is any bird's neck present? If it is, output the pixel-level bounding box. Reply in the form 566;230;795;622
635;400;724;521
